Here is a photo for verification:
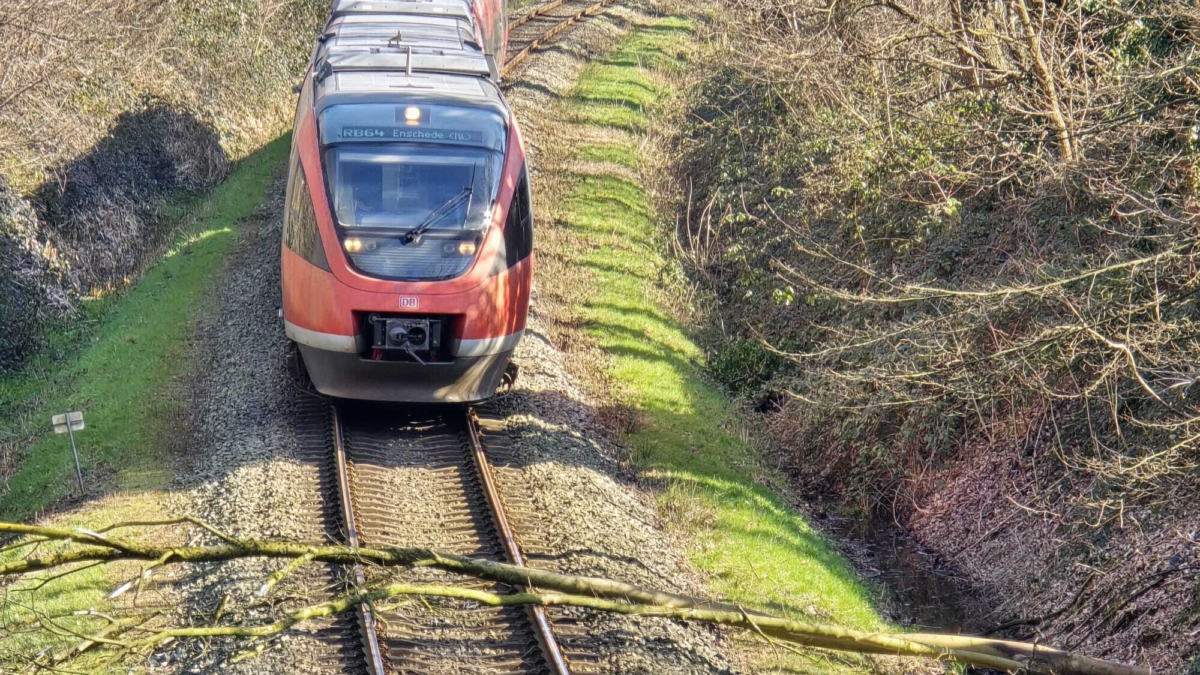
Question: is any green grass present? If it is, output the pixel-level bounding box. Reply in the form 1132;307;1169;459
555;17;887;671
0;134;289;521
0;494;162;664
575;143;640;169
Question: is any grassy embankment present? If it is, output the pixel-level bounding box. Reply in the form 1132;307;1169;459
0;135;288;662
0;136;289;520
548;15;888;672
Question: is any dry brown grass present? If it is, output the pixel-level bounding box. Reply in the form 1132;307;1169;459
0;0;323;190
0;0;326;367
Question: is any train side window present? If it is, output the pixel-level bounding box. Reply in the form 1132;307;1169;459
503;167;533;268
284;162;330;271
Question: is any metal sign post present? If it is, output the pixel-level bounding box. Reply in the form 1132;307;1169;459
51;412;86;494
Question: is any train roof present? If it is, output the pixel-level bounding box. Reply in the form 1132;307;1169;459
329;0;475;21
321;16;479;52
313;0;504;114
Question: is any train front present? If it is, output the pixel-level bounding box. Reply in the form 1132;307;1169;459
282;62;532;403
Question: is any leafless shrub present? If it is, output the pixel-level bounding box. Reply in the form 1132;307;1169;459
681;0;1200;506
0;175;71;367
672;180;731;276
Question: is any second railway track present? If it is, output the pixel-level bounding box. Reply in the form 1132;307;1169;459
331;403;573;675
504;0;618;76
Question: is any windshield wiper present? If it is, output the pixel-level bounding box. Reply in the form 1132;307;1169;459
401;187;473;244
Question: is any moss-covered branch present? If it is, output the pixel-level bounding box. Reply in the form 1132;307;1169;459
0;519;1150;675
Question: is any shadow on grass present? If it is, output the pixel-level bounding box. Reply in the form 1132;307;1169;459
503;80;567;101
578;257;657;283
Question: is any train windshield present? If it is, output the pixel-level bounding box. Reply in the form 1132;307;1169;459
327;145;502;231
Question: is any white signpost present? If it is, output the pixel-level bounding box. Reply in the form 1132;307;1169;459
51;411;86;494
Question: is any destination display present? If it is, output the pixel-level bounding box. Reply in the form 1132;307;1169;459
321;104;506;153
338;126;485;143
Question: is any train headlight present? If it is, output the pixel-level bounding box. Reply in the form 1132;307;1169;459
404;106;421;124
442;240;477;257
343;238;378;253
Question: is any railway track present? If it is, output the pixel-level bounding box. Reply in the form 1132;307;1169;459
288;5;612;674
330;403;574;675
504;0;617;76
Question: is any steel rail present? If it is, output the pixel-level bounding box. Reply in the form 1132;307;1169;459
508;0;569;31
465;408;573;675
504;0;617;75
331;405;387;675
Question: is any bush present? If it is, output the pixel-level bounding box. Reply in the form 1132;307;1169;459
708;339;784;398
682;0;1200;506
675;7;1200;662
32;102;229;291
0;178;70;369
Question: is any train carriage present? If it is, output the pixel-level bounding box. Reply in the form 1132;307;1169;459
282;0;532;403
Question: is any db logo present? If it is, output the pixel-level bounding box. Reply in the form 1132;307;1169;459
399;296;420;309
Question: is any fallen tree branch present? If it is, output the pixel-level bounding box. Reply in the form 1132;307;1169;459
0;519;1152;675
109;580;1030;672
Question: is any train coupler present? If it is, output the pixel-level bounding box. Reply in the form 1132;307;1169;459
366;314;444;363
501;361;520;390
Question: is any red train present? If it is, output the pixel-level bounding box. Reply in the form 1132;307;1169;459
281;0;531;403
